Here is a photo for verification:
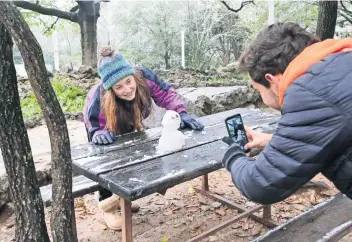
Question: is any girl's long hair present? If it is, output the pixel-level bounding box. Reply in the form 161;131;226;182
102;69;152;135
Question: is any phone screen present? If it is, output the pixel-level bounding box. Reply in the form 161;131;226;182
225;114;249;152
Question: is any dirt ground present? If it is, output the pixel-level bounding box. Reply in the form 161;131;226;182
1;170;351;242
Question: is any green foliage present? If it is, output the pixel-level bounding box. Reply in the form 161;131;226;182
20;74;86;119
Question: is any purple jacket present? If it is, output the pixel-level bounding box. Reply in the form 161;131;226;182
83;66;186;140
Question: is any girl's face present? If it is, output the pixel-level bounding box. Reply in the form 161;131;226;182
112;75;137;101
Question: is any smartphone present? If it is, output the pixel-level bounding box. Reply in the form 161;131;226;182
225;114;250;152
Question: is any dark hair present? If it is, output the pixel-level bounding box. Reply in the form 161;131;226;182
238;22;320;87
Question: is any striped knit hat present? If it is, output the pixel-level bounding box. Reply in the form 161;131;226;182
98;46;135;90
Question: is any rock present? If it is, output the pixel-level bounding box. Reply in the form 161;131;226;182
77;65;98;79
216;67;228;73
178;86;260;116
225;62;238;72
0;153;52;209
211;202;222;209
24;117;42;129
0;174;10;211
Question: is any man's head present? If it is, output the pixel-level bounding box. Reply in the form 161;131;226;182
238;22;320;110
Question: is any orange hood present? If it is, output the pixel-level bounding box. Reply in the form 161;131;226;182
279;38;352;107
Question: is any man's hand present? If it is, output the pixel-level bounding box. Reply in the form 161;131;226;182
244;126;272;150
179;112;204;131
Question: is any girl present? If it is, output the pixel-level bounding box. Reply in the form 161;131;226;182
83;47;203;230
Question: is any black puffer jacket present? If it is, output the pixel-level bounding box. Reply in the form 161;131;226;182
223;51;352;204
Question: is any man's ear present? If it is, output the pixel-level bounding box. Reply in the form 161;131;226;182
264;73;280;88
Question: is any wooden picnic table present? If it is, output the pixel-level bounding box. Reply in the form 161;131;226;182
71;108;281;242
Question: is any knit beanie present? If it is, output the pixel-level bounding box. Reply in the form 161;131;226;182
98;46;135;90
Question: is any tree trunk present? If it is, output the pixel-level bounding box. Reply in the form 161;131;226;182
0;23;50;242
316;0;338;40
0;2;77;242
77;1;100;68
164;50;171;69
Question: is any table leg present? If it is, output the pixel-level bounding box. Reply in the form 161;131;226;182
263;205;272;220
202;174;209;191
120;198;133;242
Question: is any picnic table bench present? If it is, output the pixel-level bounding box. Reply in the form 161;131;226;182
253;192;352;242
43;108;281;241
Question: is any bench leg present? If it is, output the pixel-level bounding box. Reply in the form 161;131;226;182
202;174;209;191
120;198;133;242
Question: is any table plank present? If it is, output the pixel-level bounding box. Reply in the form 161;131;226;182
72;109;279;180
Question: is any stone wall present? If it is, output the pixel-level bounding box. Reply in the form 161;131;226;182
19;65;261;129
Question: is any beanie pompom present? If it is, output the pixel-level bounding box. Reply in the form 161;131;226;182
100;46;115;57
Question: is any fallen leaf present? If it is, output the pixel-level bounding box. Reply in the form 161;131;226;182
174;201;185;207
190;221;203;230
164;210;173;216
75;200;85;208
188;186;195;194
173;222;184;228
172;207;181;212
155;200;165;205
231;223;242;229
6;222;15;229
245;201;256;207
209;235;218;241
187;207;199;214
281;212;293;219
77;210;86;215
199;198;208;205
186;204;198;208
201;205;211;212
242;222;249;230
215;209;226;216
161;235;168;242
251;225;263;236
293;204;306;211
309;190;318;204
100;224;107;230
215;191;225;195
233;229;251;237
190;231;201;237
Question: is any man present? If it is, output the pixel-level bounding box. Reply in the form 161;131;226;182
221;22;352;205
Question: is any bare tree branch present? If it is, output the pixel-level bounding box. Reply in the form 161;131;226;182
70;5;79;13
221;0;255;12
340;11;352;24
340;0;352;15
13;1;78;22
43;17;59;34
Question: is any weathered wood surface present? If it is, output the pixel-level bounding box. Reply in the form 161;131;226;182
71;108;278;161
72;109;279;177
71;108;280;201
252;193;352;242
40;175;99;207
